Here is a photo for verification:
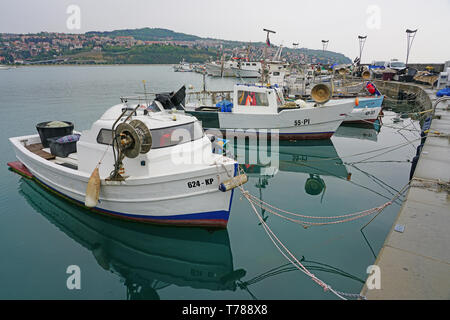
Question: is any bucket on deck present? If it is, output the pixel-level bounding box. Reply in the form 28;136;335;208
36;121;74;148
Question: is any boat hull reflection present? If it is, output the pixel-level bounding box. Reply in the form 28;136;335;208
230;140;348;179
19;178;241;299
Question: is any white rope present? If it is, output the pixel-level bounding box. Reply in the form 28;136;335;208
225;164;369;300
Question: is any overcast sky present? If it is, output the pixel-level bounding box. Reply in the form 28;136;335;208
1;0;449;63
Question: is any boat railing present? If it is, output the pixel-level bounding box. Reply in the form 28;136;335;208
119;94;157;104
186;90;233;105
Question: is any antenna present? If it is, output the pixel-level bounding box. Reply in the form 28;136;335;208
405;29;418;66
142;80;149;106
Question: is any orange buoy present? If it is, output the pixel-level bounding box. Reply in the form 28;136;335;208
355;98;359;106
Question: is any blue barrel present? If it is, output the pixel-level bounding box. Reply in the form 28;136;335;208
216;100;233;112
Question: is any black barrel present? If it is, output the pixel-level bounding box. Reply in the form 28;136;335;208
36;121;74;148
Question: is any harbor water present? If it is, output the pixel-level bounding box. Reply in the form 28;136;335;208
0;65;422;299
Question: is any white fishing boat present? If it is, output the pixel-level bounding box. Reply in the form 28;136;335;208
8;87;246;228
185;83;355;140
342;95;384;123
173;59;193;72
281;74;384;124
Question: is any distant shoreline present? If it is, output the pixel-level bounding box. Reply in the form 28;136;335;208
3;63;177;67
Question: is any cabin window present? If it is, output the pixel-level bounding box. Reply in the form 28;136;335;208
96;122;204;149
252;63;256;66
273;72;280;76
237;91;269;106
151;121;204;149
97;129;114;145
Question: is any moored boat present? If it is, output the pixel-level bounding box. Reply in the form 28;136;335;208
342;95;384;123
8;88;245;228
185;83;356;140
205;58;261;78
173;59;193;72
340;81;384;123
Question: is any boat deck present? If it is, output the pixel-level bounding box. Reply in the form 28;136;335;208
25;143;55;160
24;142;78;170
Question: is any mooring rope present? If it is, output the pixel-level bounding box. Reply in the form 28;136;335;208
219;164;411;300
240;171;410;228
96;144;111;168
342;112;421;132
245;192;355;300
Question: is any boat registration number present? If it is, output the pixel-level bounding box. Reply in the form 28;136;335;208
294;119;311;126
187;178;214;188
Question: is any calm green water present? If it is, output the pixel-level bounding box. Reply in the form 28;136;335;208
0;65;421;299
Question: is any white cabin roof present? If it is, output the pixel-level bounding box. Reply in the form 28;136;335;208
99;103;197;129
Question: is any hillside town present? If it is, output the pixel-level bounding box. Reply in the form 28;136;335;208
0;30;350;65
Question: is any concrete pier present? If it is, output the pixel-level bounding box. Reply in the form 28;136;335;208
360;85;450;299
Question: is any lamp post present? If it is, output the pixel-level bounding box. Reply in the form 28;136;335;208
358;35;367;65
405;29;417;66
321;40;329;52
262;28;276;84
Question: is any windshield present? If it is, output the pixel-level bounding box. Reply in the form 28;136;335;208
96;121;204;149
151;121;204;149
373;61;385;66
237;90;269;106
391;62;406;68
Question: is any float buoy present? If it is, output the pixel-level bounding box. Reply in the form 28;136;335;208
85;167;100;208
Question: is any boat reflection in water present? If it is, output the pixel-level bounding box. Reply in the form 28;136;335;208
229;139;348;201
334;123;380;142
19;178;246;300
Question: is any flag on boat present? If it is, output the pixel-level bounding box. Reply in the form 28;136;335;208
266;34;271;47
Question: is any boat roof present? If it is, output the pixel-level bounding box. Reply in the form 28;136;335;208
99;103;198;130
235;83;282;90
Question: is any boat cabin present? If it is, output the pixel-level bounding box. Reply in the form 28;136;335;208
232;84;286;114
12;93;212;181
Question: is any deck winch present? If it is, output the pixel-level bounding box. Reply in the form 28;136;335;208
109;118;152;181
115;119;152;158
